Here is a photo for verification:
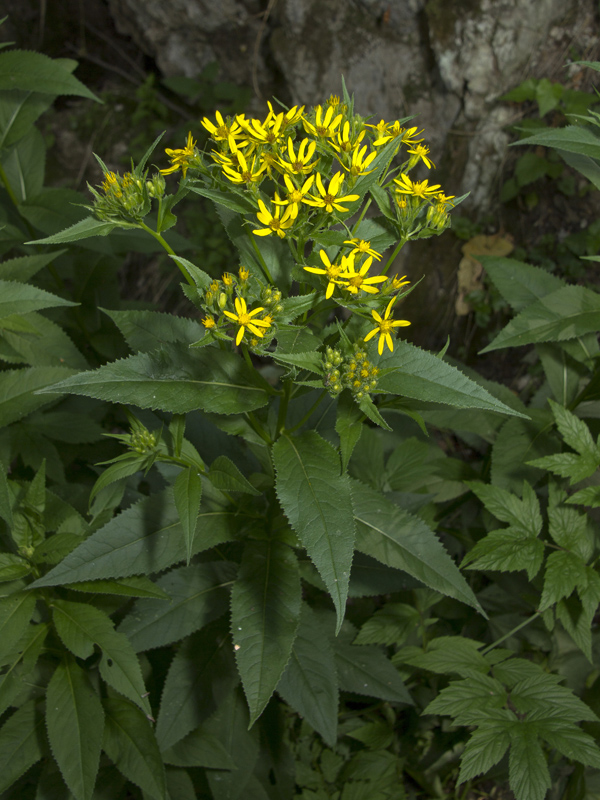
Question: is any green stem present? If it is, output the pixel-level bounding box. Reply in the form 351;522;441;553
286;389;328;434
245;411;272;446
276;379;293;435
248;229;274;284
382;236;406;276
479;612;541;656
138;221;195;286
0;161;20;209
351;198;371;234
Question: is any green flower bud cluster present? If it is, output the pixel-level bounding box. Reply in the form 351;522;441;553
130;427;159;454
323;346;344;394
321;345;378;399
90;170;153;223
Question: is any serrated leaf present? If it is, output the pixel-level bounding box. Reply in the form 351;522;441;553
540;550;587;611
0;623;48;717
466;481;542;536
567;485;600;507
88;454;148;504
335;392;363;473
462;528;545;580
52;599;150;715
0;553;30;582
529;452;599;484
31;491;237;588
377;340;525;417
0;279;76;321
491;412;556;492
424;675;508;724
510;673;599;723
334;641;412;704
65;575;170;599
156;628;235;752
46;657;104;800
399;636;488;678
277;605;338;747
508;722;551;800
352;480;483;613
232;539;301;725
272;432;355;633
173;467;203;564
458;720;511;784
0;365;76;428
208;455;260;495
0;250;67;282
1;311;87;369
0;700;46;794
0;50;99;99
117;562;235;652
28;216;121;245
0;592;36;663
354;602;419;646
38;344;269;414
162;726;236;769
102;308;206;354
548;398;598;456
548;503;594;560
540;719;600;768
102;696;166;800
514;124;600;159
537;344;586;407
482;285;600;353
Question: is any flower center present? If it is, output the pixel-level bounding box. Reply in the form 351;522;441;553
269;219;282;231
238;313;252;326
323;193;335;206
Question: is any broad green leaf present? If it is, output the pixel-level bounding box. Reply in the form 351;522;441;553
38;344;270;414
458;719;511;785
0;592;36;663
31;491;237;588
354;602;420;646
0;553;30;581
462;528;545;580
272;350;322;373
558;148;600;190
0;623;48;717
0;89;54;149
0;250;67;282
548;398;599;457
2;126;44;201
52;599;150;715
102;308;206;353
1;311;87;369
169;256;212;289
162;727;236;769
424;675;509;725
0;365;76;428
65;575;170;599
334;641;412;704
0;279;76;321
46;657;104;800
173;466;203;564
491;412;556;492
509;671;599;723
514;124;600;159
88;454;148;504
466;481;542;536
277;605;338;747
156;628;235;752
19;187;88;237
481;286;600;353
540;719;600;768
335;391;363;472
28;216;121;245
272;431;355;632
0;50;99;99
208;455;260;495
377;341;526;417
537;343;586;407
399;636;488;678
352;480;482;613
102;696;166;800
117;562;235;652
275;324;322;353
508;722;551;800
232;539;301;725
0;700;46;795
165;766;198;800
547;503;594;561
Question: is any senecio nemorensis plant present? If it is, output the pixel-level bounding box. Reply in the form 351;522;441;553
3;85;597;800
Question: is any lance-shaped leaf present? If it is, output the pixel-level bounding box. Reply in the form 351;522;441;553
102;308;206;354
0;365;76;428
52;599;150;716
162;727;236;769
173;466;203;564
38;344;269;414
28;216;122;245
208;455;260;495
334;641;412;704
0;50;100;99
352;480;483;613
30;491;237;588
0;623;48;716
512;124;600;160
0;250;67;283
480;255;565;312
46;657;104;800
0;700;46;795
377;341;526;417
277;604;339;747
0;591;36;663
102;696;166;800
273;432;355;632
481;285;600;353
231;539;301;725
117;562;235;652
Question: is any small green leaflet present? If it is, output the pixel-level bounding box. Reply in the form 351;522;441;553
0;50;100;100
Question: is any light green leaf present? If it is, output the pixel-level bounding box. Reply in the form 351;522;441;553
540;719;600;768
208;455;260;495
117;562;235;652
232;539;301;725
52;599;150;715
508;722;551;800
0;279;76;321
398;636;488;678
334;641;412;704
0;50;99;99
38;344;270;415
377;341;526;417
173;466;203;564
481;286;600;352
0;553;30;582
102;696;166;800
272;431;355;632
0;700;46;795
46;657;104;800
352;480;483;613
0;592;36;663
277;604;338;747
102;308;206;354
0;365;76;428
0;250;67;282
27;216;121;245
466;481;542;536
514;124;600;159
458;720;511;784
30;491;237;588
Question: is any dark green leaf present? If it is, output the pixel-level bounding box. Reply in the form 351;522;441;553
334;641;412;704
0;592;36;663
0;366;76;428
508;722;551;800
102;308;206;353
173;466;203;564
208;455;260;495
0;279;76;320
514;124;600;159
335;392;362;473
0;700;46;795
27;216;121;245
0;50;99;99
481;256;565;312
458;720;511;784
65;576;170;599
0;250;67;282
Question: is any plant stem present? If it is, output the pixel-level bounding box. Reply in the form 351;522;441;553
248;229;274;284
286;389;328;434
382;236;406;276
138;221;195;286
479;612;541;656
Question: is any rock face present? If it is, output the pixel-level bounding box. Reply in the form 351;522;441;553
108;0;598;207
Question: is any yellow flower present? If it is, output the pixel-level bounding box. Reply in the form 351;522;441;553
253;199;295;238
239;266;250;282
266;101;304;128
303;250;351;299
279;137;319;175
344;238;382;260
391;274;410;290
364;296;411;354
272;174;315;218
238;113;285;147
221;149;267;185
373;122;423;147
394;173;441;199
330;121;366;156
223;297;271;346
101;171;120;194
337;255;387;296
343;143;377;178
160;132;197;177
303;104;343;139
436;192;456;207
407;143;435;169
222;272;234;286
366;119;388;138
202;111;243;142
303;172;359;213
202;315;216;328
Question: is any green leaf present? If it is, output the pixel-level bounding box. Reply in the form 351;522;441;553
0;457;13;528
540;551;587;611
162;727;236;770
508;722;551;800
2;126;44;202
352;480;483;613
65;575;170;599
530;452;599;484
1;311;87;369
547;501;594;560
117;562;235;652
491;413;557;492
0;250;67;282
399;636;488;678
173;466;203;564
481;257;565;312
30;491;237;588
169;256;212;290
0;700;46;795
39;344;270;415
88;454;148;504
0;50;99;99
354;602;420;646
208;455;260;495
0;279;76;320
102;696;166;800
0;89;54;149
277;604;339;747
0;592;36;663
0;366;76;428
467;481;542;535
52;599;150;715
536;344;586;407
0;553;30;581
462;528;545;580
514;124;600;159
424;675;508;725
458;720;511;784
377;341;526;417
45;657;104;800
540;719;600;768
272;432;355;633
27;216;122;245
548;398;599;457
481;286;600;353
335;392;363;473
156;628;235;752
272;350;322;373
102;308;206;353
510;671;599;723
231;539;301;725
0;623;48;717
567;485;600;508
188;185;255;214
334;641;412;704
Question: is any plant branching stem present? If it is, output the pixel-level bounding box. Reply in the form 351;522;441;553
479;611;541;656
138;221;195;286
